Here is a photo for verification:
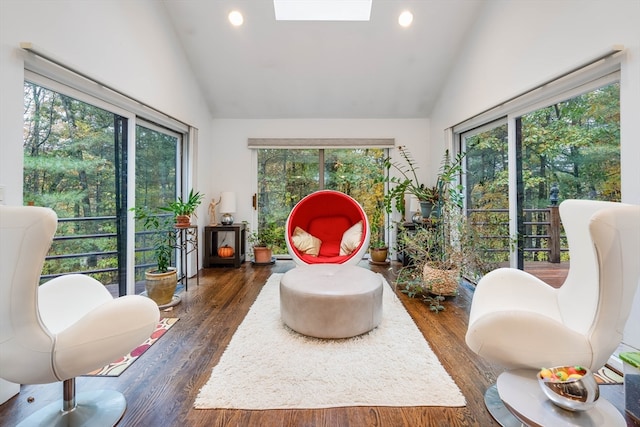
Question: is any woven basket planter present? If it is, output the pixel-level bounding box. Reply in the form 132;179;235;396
422;264;460;296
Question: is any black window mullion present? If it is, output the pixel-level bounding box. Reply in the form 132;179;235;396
114;115;128;296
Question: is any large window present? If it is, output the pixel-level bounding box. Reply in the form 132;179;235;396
460;76;620;269
23;82;126;289
23;69;188;296
256;148;386;255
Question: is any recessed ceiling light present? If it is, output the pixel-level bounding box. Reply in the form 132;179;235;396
274;0;372;21
229;10;244;26
398;10;413;27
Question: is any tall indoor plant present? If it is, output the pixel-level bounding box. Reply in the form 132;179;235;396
131;189;203;304
131;205;178;305
368;205;389;264
391;149;494;312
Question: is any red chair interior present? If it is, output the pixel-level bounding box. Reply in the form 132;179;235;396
287;191;367;264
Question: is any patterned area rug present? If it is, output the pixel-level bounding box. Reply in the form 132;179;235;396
84;317;179;376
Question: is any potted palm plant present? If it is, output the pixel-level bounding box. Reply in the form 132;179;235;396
161;189;204;227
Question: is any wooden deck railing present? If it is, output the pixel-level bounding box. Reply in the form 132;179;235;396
467;206;565;263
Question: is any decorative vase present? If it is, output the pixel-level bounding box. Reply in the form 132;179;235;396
253;246;273;264
145;268;178;306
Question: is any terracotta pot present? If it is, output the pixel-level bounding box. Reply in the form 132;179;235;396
175;214;191;228
145;268;177;306
253;246;273;264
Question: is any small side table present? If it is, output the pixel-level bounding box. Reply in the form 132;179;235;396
204;223;246;268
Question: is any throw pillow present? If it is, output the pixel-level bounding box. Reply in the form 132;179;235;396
339;220;363;256
292;226;322;256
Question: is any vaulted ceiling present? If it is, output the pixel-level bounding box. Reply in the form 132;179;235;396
162;0;485;119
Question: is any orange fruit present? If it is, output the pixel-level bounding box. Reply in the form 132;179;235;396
539;368;553;379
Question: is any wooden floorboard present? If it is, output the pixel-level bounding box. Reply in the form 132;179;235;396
0;260;632;426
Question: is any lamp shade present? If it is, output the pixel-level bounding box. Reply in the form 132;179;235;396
219;192;236;213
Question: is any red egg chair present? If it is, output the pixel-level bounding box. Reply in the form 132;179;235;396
285;190;370;265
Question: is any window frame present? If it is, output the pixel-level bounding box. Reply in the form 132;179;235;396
453;55;622;267
23;54;193;295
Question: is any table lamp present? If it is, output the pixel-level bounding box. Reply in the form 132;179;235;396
219;191;236;225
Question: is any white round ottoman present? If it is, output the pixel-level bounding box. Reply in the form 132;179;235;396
280;264;383;339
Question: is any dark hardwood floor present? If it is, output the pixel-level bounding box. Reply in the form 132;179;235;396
1;261;632;426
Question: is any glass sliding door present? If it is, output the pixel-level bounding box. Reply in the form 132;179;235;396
23;81;127;293
462;120;510;264
134;122;181;284
256;149;319;255
23;82;185;296
461;82;620;270
515;82;620;268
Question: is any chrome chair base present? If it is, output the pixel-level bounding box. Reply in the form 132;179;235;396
484;384;525;427
17;389;126;427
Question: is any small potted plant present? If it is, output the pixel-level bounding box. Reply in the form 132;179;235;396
247;222;282;264
161;189;204;227
130;206;178;306
368;205;389;264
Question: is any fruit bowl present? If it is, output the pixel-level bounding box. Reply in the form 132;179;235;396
537;366;600;411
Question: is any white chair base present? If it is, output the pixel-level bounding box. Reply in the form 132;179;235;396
17;385;126;427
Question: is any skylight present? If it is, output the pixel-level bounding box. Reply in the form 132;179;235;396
273;0;372;21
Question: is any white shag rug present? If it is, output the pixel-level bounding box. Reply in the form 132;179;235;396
194;273;466;410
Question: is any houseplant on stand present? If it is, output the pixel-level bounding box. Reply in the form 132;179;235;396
383;146;464;220
131;189;203;305
161;189;204;228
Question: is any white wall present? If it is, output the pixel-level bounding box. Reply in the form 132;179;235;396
429;0;640;347
0;0;212;209
210;118;430;231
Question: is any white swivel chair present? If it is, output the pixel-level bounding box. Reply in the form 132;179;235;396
0;206;160;427
465;200;640;424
